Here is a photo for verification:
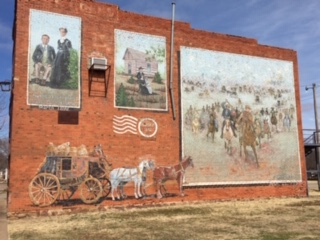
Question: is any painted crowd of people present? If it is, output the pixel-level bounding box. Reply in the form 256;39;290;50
185;99;294;142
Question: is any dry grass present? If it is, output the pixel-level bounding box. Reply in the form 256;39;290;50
8;192;320;240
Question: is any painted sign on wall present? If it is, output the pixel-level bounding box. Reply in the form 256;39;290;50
180;46;301;186
112;115;158;138
27;9;81;110
114;29;167;111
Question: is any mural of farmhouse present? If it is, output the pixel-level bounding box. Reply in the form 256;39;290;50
114;29;168;111
180;46;301;186
27;9;81;110
123;48;159;77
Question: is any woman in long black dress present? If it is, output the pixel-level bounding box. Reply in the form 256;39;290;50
50;27;72;88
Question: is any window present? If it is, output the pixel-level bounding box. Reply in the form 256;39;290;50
147;63;151;73
128;63;132;74
61;158;72;171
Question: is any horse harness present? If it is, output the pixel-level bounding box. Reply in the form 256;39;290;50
115;166;144;179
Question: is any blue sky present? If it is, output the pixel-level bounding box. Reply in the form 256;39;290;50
0;0;320;137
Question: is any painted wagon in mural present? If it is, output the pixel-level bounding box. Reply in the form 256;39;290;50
28;144;112;207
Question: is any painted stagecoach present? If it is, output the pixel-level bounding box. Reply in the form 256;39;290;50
29;141;194;206
28;144;112;207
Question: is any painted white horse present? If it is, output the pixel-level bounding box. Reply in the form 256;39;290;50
223;119;235;155
110;159;155;201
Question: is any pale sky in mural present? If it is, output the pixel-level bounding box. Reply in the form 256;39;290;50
181;47;294;88
1;0;320;137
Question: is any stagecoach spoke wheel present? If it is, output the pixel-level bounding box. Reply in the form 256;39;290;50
99;178;111;199
28;173;60;207
58;187;76;201
80;177;102;204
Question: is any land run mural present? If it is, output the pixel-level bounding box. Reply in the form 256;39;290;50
114;29;168;111
27;9;81;110
180;46;301;186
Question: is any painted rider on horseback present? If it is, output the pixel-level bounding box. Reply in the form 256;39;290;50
237;105;255;136
220;100;237;138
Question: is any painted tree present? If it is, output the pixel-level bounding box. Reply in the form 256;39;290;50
145;46;165;63
61;49;79;89
127;75;135;84
116;83;128;106
68;49;79;89
128;97;135;107
153;72;163;84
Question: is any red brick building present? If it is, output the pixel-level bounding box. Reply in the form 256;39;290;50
8;0;306;214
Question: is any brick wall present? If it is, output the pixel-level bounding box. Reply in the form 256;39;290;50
8;0;306;213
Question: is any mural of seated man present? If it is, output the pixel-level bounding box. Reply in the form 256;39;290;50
31;34;56;86
137;67;153;95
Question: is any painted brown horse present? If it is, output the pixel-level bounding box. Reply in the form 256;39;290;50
206;114;218;142
239;122;259;167
153;156;194;199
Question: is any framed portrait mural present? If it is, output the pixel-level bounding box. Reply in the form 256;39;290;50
27;9;81;110
180;46;302;186
114;29;168;111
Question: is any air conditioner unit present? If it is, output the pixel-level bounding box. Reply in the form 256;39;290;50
90;57;108;70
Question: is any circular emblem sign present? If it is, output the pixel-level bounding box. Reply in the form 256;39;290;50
138;118;158;138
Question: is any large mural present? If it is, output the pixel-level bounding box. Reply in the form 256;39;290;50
180;46;301;186
27;10;81;110
114;29;168;111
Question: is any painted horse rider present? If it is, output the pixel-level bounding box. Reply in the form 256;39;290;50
220;101;237;138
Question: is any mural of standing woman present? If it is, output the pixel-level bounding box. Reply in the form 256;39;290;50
50;27;72;88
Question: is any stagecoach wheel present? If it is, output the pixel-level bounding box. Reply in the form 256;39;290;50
28;173;60;207
99;178;111;199
58;187;76;201
80;177;102;204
